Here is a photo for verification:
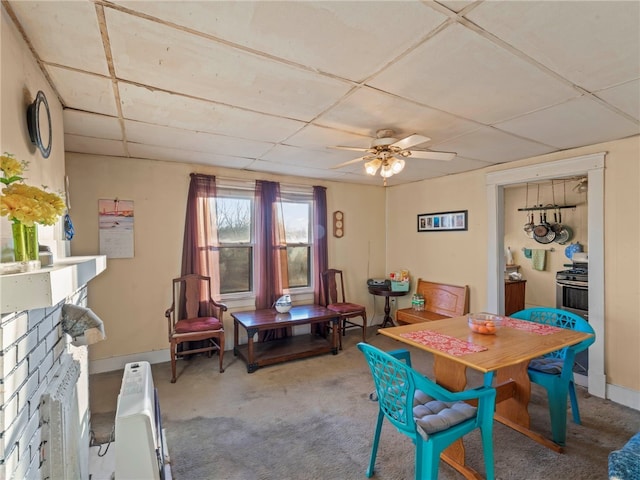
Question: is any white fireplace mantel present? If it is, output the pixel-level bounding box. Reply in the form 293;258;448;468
1;256;107;313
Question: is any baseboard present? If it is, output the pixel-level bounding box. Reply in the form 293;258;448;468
607;383;640;411
89;349;171;374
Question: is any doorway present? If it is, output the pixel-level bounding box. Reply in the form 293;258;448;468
486;152;605;398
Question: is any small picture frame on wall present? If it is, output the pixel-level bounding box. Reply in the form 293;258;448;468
418;210;468;232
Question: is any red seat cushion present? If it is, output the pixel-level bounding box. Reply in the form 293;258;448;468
175;317;222;334
327;303;365;314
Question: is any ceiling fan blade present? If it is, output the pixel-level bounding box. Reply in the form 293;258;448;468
328;145;370;152
407;150;456;161
331;155;371;169
391;134;431;150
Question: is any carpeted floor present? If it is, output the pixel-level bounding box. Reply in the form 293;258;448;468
89;328;640;479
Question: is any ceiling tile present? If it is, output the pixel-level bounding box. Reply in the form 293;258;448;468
124;120;273;158
368;23;579;124
436;1;477;14
112;1;448;82
104;8;353;121
284;125;371;150
119;83;305;142
495;96;640;149
435;126;555;162
127;143;255;169
595;80;640;121
245;159;348;180
413;156;494;176
466;1;640;91
64;134;126;157
315;87;481;143
260;144;358;170
9;1;109;76
46;66;118;116
63;111;122;140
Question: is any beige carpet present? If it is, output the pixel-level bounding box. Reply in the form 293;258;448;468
89;329;640;479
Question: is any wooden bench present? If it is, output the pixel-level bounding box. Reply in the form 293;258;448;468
396;279;470;325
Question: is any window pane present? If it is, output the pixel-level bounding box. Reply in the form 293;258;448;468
219;246;252;294
215;197;251;243
287;246;310;288
282;201;309;243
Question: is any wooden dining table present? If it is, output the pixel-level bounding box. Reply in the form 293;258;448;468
379;315;593;480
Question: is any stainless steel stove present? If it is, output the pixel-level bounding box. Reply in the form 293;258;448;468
556;255;589;376
556;266;588;285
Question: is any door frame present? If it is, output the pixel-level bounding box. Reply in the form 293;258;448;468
486;152;606;398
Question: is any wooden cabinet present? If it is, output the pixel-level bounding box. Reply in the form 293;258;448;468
505;279;526;315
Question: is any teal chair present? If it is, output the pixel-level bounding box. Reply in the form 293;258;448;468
510;307;595;446
358;343;496;480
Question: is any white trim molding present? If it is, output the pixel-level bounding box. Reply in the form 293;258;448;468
486;152;606;399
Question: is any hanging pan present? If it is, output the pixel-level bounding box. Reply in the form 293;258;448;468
533;212;551;237
534;212;555;244
523;212;535;238
551;207;563;234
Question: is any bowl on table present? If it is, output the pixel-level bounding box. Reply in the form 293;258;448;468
467;313;502;335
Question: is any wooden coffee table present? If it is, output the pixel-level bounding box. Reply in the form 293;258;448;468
232;305;340;373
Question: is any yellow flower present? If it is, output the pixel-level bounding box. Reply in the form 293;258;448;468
0;154;65;226
0;153;28;185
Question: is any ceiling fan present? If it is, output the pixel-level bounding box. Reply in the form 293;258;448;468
330;129;456;185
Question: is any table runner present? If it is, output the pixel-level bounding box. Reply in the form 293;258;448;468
400;330;487;356
502;317;563;335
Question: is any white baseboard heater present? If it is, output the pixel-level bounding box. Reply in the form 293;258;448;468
115;361;170;480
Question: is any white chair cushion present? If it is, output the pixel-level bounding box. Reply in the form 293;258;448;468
413;389;477;439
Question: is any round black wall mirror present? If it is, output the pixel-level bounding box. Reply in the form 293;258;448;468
27;90;52;158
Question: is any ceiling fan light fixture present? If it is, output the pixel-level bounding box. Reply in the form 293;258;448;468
391;158;405;174
365;158;381;176
380;163;394;178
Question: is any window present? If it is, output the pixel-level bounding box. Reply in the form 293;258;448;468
214;187;253;294
281;191;312;289
214;183;314;295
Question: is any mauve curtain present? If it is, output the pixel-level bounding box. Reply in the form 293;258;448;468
181;173;221;303
313;186;328;306
254;180;289;309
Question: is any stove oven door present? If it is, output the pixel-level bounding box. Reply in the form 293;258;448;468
556;280;589;376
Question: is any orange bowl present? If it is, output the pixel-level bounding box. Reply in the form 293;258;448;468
468;313;502;335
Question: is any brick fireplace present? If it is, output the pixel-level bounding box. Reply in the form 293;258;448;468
0;256;106;479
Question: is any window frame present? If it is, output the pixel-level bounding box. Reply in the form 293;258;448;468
279;188;314;292
214;180;315;302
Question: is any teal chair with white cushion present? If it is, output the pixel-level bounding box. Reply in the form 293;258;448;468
358;343;496;480
510;307;595;446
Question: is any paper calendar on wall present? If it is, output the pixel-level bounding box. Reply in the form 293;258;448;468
99;198;134;258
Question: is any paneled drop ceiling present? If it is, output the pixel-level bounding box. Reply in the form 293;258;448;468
4;1;639;186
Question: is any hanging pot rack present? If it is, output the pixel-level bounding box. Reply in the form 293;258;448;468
517;204;576;212
518;182;576;211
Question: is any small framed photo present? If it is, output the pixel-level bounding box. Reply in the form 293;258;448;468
418;210;468;232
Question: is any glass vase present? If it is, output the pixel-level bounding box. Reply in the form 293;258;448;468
11;222;38;262
25;224;39;261
12;222;28;262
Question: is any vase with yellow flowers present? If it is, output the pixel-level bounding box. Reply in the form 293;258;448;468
1;153;65;263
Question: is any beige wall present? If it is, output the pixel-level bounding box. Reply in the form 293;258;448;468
387;135;640;392
0;8;66;256
65;153;387;360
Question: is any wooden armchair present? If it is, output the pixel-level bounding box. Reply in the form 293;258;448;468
321;269;367;349
165;274;227;383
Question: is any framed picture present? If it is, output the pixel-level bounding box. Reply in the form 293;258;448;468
417;210;468;232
